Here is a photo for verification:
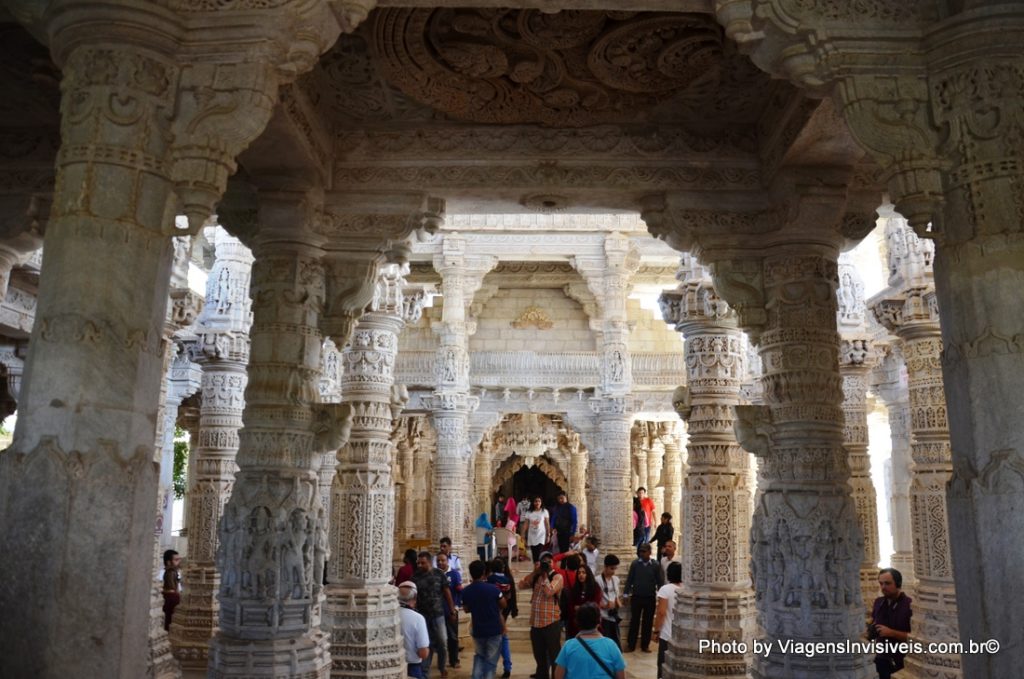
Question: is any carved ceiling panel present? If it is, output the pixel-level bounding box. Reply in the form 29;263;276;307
308;9;787;131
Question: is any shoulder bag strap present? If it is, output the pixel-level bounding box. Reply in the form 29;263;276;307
575;634;617;679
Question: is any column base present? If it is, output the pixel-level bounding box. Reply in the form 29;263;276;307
208;631;332;679
323;585;404;679
666;589;757;679
170;566;220;672
149;580;183;679
904;581;961;679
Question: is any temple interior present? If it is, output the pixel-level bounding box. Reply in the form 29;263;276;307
0;2;1021;679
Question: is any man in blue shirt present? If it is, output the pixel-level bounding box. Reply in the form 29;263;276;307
462;560;506;679
437;552;463;671
549;492;578;554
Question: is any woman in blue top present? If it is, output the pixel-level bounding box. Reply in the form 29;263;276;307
554;604;626;679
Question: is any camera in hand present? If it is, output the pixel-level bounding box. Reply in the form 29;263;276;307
867;623;879;640
540;561;552;573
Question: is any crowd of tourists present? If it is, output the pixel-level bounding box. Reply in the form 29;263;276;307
396;487;683;679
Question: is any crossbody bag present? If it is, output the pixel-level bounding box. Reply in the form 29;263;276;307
574;634;617;679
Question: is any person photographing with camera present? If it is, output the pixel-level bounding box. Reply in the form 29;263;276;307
519;551;564;679
868;568;912;679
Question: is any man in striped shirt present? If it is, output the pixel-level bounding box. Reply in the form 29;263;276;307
518;551;564;679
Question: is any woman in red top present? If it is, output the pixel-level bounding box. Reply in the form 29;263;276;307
563;564;602;638
393;548;417;585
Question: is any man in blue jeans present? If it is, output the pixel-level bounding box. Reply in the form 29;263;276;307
462;560;506;679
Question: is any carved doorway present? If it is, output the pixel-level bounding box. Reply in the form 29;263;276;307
492;453;567;509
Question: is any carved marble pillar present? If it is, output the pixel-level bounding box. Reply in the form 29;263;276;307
647;435;666;518
872;346;915;586
208;216;334;678
474;430;495;523
874;218;960;679
837;254;881;611
659;254;755;679
0;47;178;679
325;262;415;679
632;424;649;493
590;397;635;560
427;235;494;559
411;423;434;539
658;421;684;533
171;227;253;671
739;252;870;679
839;339;880;612
567;435;588;528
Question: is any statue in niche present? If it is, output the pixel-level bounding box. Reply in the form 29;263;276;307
215;267;233;314
220;504;245;596
313;509;328;588
609;349;625;382
245;506;277;598
281;509;308;599
442;347;458;383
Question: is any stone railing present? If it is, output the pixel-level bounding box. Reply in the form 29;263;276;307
394;350;686;389
472;351;599;388
630;352;687;386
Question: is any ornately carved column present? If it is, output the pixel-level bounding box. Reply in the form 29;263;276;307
659;253;755;679
171;227;253;671
208;213;335;678
837;253;882;612
871;346;915;586
0;45;181;679
325;262;417;679
590;397;635;560
739;252;870;679
427;235;494;559
567;433;588;528
874;216;960;679
658;421;684;532
575;233;640;562
839;339;880;613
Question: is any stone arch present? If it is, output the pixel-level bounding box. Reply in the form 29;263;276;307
491;454;568;495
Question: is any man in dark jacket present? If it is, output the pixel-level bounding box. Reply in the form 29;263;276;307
869;568;913;678
549;492;578;554
622;542;664;653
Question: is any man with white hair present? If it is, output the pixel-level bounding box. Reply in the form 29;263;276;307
398;581;431;678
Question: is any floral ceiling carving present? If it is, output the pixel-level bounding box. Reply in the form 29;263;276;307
317;8;780;130
369;9;722;127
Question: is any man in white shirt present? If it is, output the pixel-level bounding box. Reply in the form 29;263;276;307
597;554;623;648
398;582;431;679
582;535;600;573
432;536;462;573
660;540;679;572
